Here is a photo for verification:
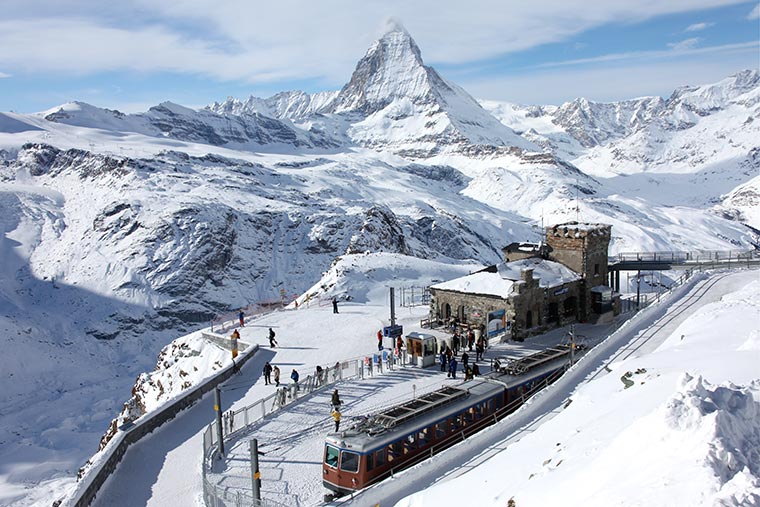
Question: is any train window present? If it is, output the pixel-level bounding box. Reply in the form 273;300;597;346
450;415;461;432
404;433;417;454
340;451;359;473
464;407;475;425
375;448;387;467
388;441;402;462
325;445;339;468
366;452;374;471
435;421;447;439
418;427;430;446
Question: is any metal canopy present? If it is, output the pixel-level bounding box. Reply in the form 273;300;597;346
498;345;571;375
373;386;468;429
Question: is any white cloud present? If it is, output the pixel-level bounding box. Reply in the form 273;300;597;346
0;0;752;85
667;37;702;51
462;54;759;105
0;72;11;78
685;22;713;31
749;4;760;19
535;40;756;68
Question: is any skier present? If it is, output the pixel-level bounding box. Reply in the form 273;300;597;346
332;408;341;432
377;329;383;351
263;362;273;385
273;365;281;387
331;389;342;411
268;327;278;348
238;310;245;327
332;296;339;314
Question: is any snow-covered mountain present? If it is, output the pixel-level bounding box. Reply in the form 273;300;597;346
0;20;758;507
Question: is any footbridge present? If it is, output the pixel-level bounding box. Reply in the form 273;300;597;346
608;249;759;292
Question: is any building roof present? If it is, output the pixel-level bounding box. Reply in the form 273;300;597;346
430;258;581;298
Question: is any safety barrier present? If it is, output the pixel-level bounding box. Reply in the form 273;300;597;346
65;343;260;507
201;350;411;506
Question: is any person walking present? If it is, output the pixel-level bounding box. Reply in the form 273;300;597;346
238;310;245;327
461;351;469;369
273;365;281;387
332;408;342;432
476;336;485;361
472;363;480;376
377;329;383;351
332;296;339;314
452;332;460;356
468;330;475;351
331;389;342;411
231;329;240;340
268;327;278;348
290;368;300;391
263;362;273;385
439;349;447;372
315;365;324;385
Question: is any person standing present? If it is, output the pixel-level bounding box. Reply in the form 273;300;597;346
452;332;460;356
238;310;245;327
439;349;447;372
468;330;475;351
461;351;469;369
331;389;342;411
377;329;383;351
263;362;273;385
476;336;485;361
332;296;339;314
291;368;300;391
448;356;458;379
332;408;341;432
273;365;281;387
268;328;278;348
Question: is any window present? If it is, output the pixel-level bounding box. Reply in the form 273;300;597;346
366;452;374;471
450;415;461;432
340;451;359;473
325;445;339;468
404;433;417;454
418;427;430;446
594;263;600;276
388;441;402;462
375;448;387;467
435;421;447;439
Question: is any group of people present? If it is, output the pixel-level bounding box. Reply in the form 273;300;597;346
439;327;486;379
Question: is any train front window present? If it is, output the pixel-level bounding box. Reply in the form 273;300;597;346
325;445;339;468
340;451;359;473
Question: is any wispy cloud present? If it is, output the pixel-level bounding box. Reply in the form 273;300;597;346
0;72;11;78
685;22;713;32
0;0;754;84
749;4;760;19
668;37;701;51
535;40;757;68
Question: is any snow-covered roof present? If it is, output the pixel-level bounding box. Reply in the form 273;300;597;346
430;258;580;297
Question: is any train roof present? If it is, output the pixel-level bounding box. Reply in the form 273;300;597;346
326;353;569;454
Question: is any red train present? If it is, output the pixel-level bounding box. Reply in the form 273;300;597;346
323;345;573;495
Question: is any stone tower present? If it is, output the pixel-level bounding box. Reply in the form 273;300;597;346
546;222;612;319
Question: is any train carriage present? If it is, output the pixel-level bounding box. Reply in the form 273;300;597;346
323;346;572;495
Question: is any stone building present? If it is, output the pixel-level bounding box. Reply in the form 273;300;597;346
428;222;614;340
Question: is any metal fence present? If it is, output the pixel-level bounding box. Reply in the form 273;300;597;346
619;268;694;313
611;249;758;264
201;350;411;506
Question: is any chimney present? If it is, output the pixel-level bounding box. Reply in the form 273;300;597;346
521;268;534;282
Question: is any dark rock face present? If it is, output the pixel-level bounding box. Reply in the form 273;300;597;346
346;206;410;255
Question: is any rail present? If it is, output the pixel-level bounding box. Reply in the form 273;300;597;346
201;349;412;507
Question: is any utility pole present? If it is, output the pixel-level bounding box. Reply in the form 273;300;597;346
250;439;261;506
636;270;641;311
569;325;575;366
214;387;224;457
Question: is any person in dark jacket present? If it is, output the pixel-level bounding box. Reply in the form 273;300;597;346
331;389;342;411
332;297;339;314
448;357;458;379
439;349;447;372
263;362;273;385
452;332;460;355
238;310;245;327
291;369;299;391
461;351;469;368
268;328;278;348
472;363;480;376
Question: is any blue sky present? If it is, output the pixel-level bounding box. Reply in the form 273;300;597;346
0;0;758;113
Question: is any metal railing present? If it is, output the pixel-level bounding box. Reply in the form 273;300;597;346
611;249;758;265
201;350;411;506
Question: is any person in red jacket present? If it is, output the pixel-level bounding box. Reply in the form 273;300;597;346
377;329;383;351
